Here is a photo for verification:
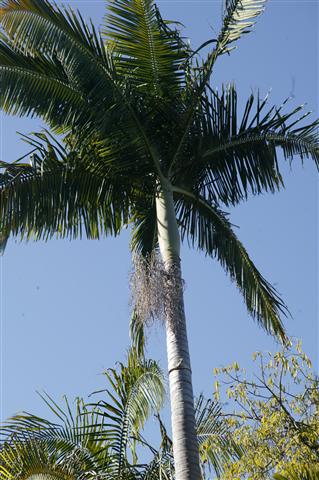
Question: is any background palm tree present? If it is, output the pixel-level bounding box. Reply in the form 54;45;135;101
0;0;318;478
0;349;167;480
0;348;239;479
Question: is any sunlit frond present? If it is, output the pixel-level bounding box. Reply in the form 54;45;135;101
216;0;266;56
104;0;186;95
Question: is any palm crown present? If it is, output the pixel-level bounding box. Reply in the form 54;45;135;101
0;0;318;337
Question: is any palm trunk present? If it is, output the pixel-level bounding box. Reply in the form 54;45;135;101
155;181;201;480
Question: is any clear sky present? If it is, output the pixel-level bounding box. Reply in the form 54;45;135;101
1;0;318;438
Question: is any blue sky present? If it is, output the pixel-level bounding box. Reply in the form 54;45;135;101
1;0;318;438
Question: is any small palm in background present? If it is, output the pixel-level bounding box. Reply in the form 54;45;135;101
0;348;240;479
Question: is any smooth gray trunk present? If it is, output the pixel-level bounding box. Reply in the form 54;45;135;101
156;183;201;480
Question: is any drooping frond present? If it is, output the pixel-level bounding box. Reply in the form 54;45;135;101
0;231;8;254
0;36;90;130
0;132;133;243
129;310;146;358
0;0;166;169
0;65;86;126
130;192;158;257
0;0;127;132
0;0;109;68
0;0;108;57
104;0;186;96
174;188;288;342
177;85;319;206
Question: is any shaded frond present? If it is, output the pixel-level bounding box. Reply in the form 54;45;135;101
130;193;158;257
175;188;288;341
129;310;146;358
0;0;109;64
0;65;86;127
0;439;77;480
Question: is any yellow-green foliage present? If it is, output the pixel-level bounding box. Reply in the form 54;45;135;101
213;341;319;479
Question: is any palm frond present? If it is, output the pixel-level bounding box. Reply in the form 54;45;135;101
104;0;186;96
0;396;108;478
0;0;109;65
215;0;266;57
88;348;165;477
180;85;319;206
0;132;132;243
130;193;158;257
0;65;86;126
130;310;146;358
0;0;121;128
192;0;266;90
195;394;242;478
0;0;174;176
174;188;288;342
0;231;8;255
0;439;76;480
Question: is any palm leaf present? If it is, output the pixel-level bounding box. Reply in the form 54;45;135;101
104;0;186;96
174;187;288;341
0;132;132;243
0;0;178;176
129;310;146;358
0;65;86;126
167;0;266;176
179;85;319;206
0;0;109;66
88;348;165;477
195;394;242;478
0;440;76;480
0;0;125;131
130;193;158;257
0;395;108;478
214;0;266;57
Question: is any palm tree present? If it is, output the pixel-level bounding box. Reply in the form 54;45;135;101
0;349;239;479
0;0;318;478
0;349;167;480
